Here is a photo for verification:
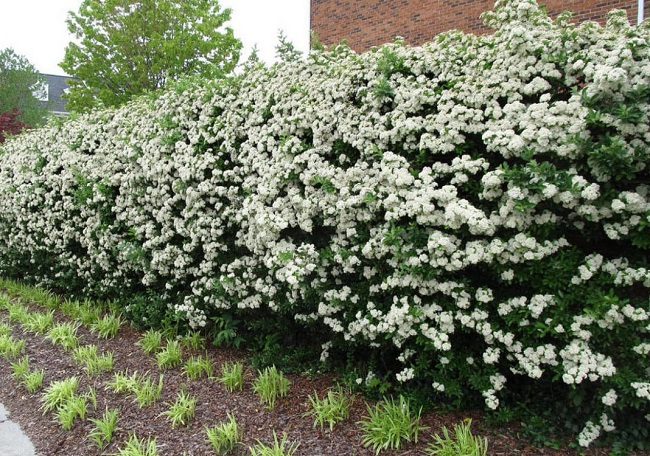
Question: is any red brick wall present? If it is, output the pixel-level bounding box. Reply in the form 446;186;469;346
310;0;644;52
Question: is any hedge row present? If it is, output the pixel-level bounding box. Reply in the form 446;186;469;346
1;0;648;448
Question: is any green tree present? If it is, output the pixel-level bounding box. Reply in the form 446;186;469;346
0;48;49;128
60;0;242;112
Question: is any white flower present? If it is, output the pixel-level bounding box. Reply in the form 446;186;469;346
631;382;650;400
578;421;601;447
501;269;514;281
483;347;501;364
432;382;445;392
396;367;415;383
601;389;617;406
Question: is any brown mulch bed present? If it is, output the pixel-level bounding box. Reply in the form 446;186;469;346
0;295;623;455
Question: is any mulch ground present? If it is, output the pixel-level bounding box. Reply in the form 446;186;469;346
0;294;627;455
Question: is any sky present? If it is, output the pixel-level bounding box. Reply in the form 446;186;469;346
0;0;311;75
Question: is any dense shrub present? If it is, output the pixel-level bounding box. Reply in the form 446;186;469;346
0;0;648;448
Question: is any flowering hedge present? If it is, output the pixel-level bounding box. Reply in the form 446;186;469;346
1;0;648;447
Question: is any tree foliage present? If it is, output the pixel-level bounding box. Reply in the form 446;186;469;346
0;48;48;128
60;0;242;112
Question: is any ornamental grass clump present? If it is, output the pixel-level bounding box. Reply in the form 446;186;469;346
136;329;163;355
306;386;354;431
182;355;213;380
23;310;55;334
0;293;10;311
113;434;158;456
10;355;30;381
156;340;183;370
41;377;79;414
72;344;114;375
106;370;164;407
41;377;96;429
427;419;488;456
22;368;45;393
90;312;122;338
161;389;196;428
359;396;426;454
56;393;90;430
88;407;120;449
133;374;164;408
1;0;649;448
0;334;25;359
219;361;244;392
70;300;102;326
14;283;59;309
205;413;241;454
46;322;80;351
179;331;204;349
253;365;291;410
249;431;299;456
6;302;29;325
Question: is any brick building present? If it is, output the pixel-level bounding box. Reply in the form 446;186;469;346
311;0;647;52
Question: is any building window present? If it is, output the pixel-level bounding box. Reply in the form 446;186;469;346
34;82;49;102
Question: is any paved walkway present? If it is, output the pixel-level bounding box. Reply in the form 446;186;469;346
0;404;35;456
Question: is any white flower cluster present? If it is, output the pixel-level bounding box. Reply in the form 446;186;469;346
577;413;617;447
560;340;616;384
601;389;618;406
578;421;602;448
631;382;650;400
483;373;507;410
0;0;648;447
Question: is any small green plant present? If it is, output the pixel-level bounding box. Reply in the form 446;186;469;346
306;386;354;431
15;284;59;309
10;355;30;381
133;373;164;407
46;321;80;350
359;395;427;454
60;299;82;318
23;310;55;334
249;431;299;456
0;334;26;359
41;377;79;413
219;361;244;392
68;299;102;326
56;393;88;430
72;344;114;375
86;386;98;409
11;355;45;392
112;433;158;456
107;371;164;408
107;370;139;394
136;329;163;354
183;355;213;380
23;368;45;392
88;407;120;449
156;339;182;369
205;413;241;454
252;365;290;410
91;312;122;338
6;302;29;324
0;321;11;336
179;331;204;349
427;419;488;456
73;344;98;363
161;390;196;428
0;293;11;311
